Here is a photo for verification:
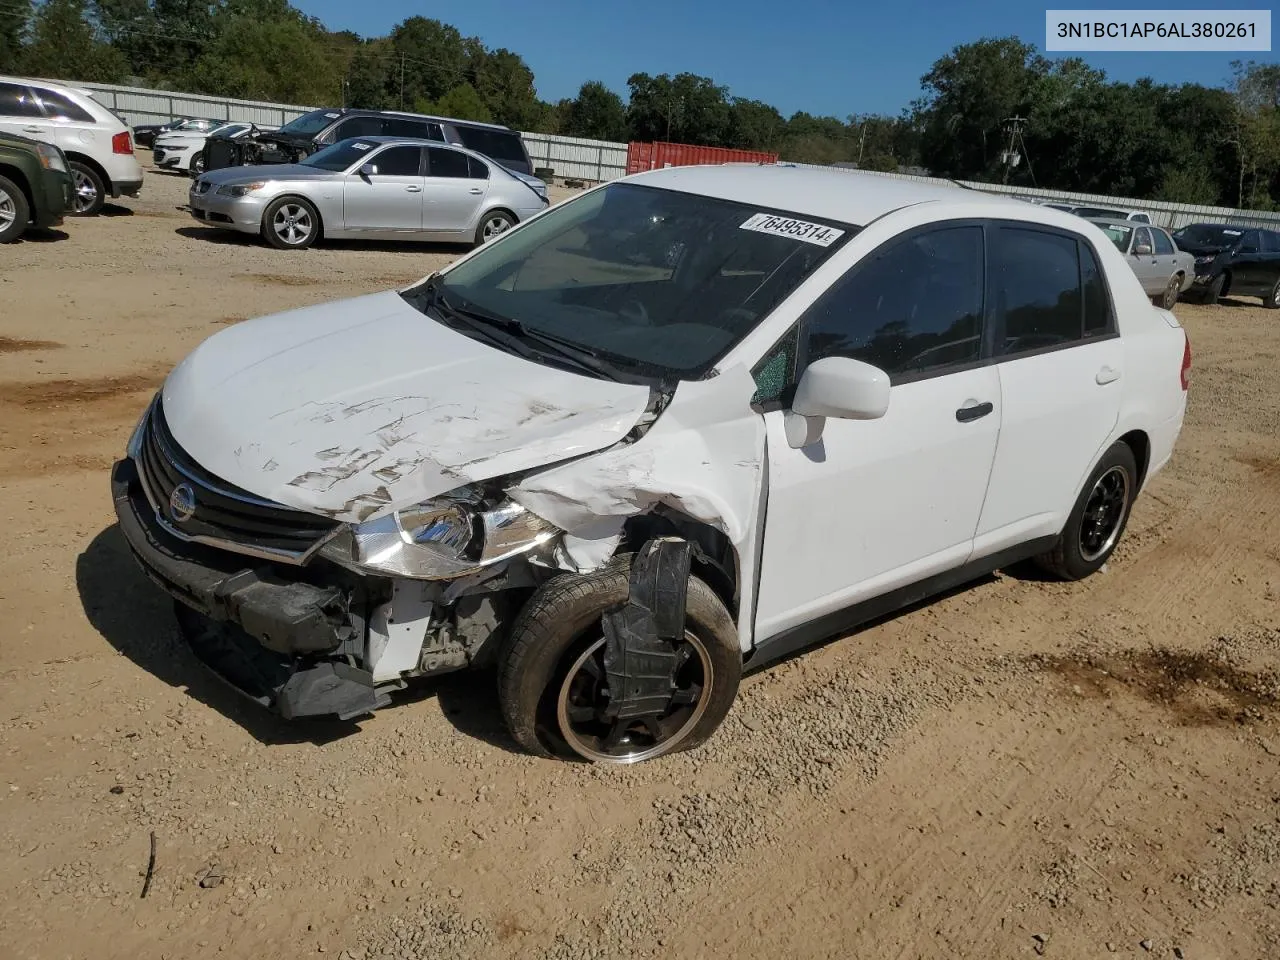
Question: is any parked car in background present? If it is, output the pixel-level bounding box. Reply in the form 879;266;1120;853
202;108;535;176
1089;218;1193;308
1069;206;1153;224
1172;223;1280;307
116;166;1189;763
187;136;549;249
154;122;271;176
0;75;143;215
133;117;220;149
0;130;71;242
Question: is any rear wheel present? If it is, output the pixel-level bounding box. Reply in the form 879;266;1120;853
262;196;320;250
1264;277;1280;309
475;210;515;246
68;161;105;216
498;554;741;763
1160;274;1181;309
1036;441;1138;581
0;174;29;243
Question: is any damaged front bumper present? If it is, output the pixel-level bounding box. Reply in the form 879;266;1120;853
112;457;393;719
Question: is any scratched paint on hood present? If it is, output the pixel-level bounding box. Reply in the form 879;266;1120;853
160;291;652;521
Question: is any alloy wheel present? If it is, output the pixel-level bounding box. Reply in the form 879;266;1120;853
482;215;512;242
71;169;99;214
1079;465;1131;562
272;204;313;245
0;187;16;232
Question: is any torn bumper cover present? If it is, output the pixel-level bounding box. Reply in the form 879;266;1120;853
111;458;387;720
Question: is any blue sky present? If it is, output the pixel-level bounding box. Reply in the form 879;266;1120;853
295;0;1274;117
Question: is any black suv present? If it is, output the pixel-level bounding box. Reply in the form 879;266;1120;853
1173;223;1280;307
203;108;534;176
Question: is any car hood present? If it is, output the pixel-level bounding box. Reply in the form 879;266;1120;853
160;291;653;522
197;163;336;186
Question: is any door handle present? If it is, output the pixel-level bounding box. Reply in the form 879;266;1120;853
1095;366;1120;385
22;125;42;133
405;186;422;193
469;187;483;194
955;401;994;423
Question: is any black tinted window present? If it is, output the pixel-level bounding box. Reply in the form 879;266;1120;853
1151;229;1175;256
1239;231;1261;254
1262;231;1280;254
467;155;489;179
370;146;421;176
428;147;470;178
383;118;432;139
1081;243;1112;336
993;227;1082;353
33;87;94;122
0;82;42;118
336;115;385;139
453;126;527;163
804;225;985;379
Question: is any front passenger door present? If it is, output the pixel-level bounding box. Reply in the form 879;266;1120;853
1130;227;1162;295
754;223;1002;641
0;82;52;143
1232;230;1265;295
341;144;426;233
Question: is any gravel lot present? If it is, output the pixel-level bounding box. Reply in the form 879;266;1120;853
1;161;1278;960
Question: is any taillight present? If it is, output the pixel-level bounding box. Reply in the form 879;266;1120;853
112;130;133;155
1180;331;1191;391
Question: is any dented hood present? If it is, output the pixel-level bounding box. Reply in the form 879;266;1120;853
161;291;652;521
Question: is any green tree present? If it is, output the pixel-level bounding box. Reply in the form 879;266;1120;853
21;0;126;81
561;80;627;141
422;82;492;122
469;47;540;128
185;14;341;104
728;98;784;151
343;37;392;109
1;0;32;72
626;72;730;144
388;16;466;109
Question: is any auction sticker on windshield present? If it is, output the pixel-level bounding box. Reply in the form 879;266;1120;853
739;213;845;247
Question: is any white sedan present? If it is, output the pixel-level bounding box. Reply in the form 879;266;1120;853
153;122;270;176
112;165;1189;763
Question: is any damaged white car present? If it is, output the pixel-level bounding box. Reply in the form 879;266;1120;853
112;165;1190;763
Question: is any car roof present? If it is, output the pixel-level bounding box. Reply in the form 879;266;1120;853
1088;216;1147;229
332;136;497;163
622;164;1031;227
322;107;514;132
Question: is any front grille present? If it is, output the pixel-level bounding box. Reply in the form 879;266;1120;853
135;400;340;561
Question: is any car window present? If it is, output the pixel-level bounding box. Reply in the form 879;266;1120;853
751;326;801;405
1261;231;1280;254
466;155;489;180
32;87;95;122
0;82;43;118
453;126;527;164
1151;229;1175;256
383;118;433;139
1093;222;1132;253
1081;243;1113;337
992;227;1084;355
369;145;422;177
1129;213;1151;224
1134;227;1153;251
428;147;470;178
802;225;985;381
1239;230;1262;254
335;115;384;140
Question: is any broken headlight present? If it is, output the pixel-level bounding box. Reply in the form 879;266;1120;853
318;487;559;580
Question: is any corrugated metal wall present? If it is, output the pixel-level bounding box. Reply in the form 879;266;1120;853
62;80;1280;229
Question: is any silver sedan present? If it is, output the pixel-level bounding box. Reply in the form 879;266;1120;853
1089;217;1194;309
186;136;550;250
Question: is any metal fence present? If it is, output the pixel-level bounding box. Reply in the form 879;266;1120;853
63;79;1280;229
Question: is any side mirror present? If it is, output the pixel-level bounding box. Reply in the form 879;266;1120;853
1133;243;1152;256
359;162;377;178
784;356;890;449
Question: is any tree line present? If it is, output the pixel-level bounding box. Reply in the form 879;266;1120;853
2;1;1278;209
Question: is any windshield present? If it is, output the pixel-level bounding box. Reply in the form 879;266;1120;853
277;109;339;138
1172;224;1243;247
210;123;247;137
300;139;376;172
410;182;856;379
1091;221;1132;252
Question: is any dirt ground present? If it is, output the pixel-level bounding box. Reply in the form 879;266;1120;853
1;160;1277;960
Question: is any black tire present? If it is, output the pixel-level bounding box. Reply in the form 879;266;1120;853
0;174;30;243
189;152;205;177
1160;274;1181;310
498;553;741;763
261;196;320;250
1036;441;1139;581
1203;273;1225;306
68;161;105;216
1264;277;1280;310
474;209;515;246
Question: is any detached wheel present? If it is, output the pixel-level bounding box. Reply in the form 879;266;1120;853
1160;274;1181;309
68;161;105;216
1036;441;1138;581
262;196;320;249
1265;277;1280;310
498;554;741;763
0;174;29;243
475;210;515;246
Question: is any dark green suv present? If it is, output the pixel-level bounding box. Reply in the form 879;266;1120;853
0;131;72;243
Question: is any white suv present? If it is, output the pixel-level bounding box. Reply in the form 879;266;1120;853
0;76;144;215
110;166;1190;764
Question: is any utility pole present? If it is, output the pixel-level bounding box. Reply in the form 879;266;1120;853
1000;115;1027;185
856;122;867;167
399;55;405;110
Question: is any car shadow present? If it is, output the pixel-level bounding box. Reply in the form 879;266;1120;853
172;225;472;257
17;227;69;243
100;203;134;217
76;524;516;750
1216;296;1263;309
174;225;256;246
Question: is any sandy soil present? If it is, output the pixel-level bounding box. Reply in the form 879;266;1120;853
0;161;1277;960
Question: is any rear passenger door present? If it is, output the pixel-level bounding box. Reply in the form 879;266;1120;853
422;146;488;235
973;224;1123;556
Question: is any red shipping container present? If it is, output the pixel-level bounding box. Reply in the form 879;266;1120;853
626;141;779;175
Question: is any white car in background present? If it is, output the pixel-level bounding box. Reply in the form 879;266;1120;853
154;122;271;176
113;166;1190;764
0;75;144;215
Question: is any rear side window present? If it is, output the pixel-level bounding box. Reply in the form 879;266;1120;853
1081;243;1114;336
802;225;985;380
383;118;433;139
33;87;95;122
334;115;384;140
428;147;470;179
992;227;1083;354
453;126;527;164
1262;231;1280;253
466;155;489;179
1129;213;1151;224
1151;229;1175;256
0;82;43;118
